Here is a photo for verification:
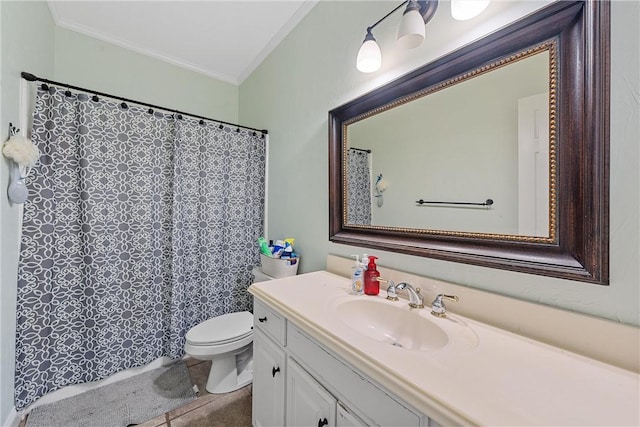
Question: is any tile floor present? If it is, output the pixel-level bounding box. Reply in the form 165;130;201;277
136;358;252;427
20;358;253;427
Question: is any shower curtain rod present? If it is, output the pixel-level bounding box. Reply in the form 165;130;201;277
21;72;269;135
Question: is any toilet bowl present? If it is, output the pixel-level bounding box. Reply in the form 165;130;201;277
184;311;254;394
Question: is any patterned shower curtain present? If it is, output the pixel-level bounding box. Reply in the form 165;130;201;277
14;85;265;409
346;149;371;225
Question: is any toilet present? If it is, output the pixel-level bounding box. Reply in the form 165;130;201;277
185;311;254;393
184;268;274;393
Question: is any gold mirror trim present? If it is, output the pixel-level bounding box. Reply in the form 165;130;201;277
341;41;558;244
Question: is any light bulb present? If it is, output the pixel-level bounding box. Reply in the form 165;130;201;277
356;30;382;73
451;0;490;21
397;0;426;49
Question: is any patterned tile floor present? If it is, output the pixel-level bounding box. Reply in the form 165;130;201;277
20;358;253;427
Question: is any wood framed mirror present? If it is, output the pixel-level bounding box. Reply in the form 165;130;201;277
329;0;609;284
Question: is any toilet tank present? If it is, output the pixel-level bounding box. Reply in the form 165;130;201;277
252;267;275;283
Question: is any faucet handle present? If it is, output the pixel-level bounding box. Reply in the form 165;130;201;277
431;294;459;318
377;278;398;301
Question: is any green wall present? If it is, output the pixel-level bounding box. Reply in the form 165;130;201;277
54;26;238;123
1;3;240;422
1;0;638;423
239;0;639;327
350;52;549;233
1;2;55;422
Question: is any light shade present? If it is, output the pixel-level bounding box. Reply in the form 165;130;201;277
451;0;490;21
397;0;426;49
356;30;382;73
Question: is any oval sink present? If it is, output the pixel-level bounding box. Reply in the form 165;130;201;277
335;298;449;351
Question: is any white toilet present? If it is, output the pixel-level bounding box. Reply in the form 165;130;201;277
184;268;274;394
185;311;254;393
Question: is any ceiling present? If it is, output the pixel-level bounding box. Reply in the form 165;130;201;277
48;1;318;85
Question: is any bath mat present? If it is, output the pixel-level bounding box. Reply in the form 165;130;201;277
26;362;196;427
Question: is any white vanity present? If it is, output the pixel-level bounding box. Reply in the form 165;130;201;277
252;297;429;427
249;271;639;426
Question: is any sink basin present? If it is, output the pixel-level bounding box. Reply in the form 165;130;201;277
334;297;450;351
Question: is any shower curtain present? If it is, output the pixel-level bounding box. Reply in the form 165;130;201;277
346;149;371;225
14;85;266;409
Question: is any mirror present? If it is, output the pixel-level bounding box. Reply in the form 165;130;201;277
346;49;551;237
329;0;609;284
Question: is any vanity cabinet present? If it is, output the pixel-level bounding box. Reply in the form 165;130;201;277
251;271;640;426
253;298;428;427
252;300;287;427
252;330;286;427
337;403;367;426
286;358;336;427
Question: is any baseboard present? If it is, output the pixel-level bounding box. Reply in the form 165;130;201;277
2;406;22;427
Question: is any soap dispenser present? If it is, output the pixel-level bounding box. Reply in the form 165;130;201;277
364;255;380;295
350;255;364;295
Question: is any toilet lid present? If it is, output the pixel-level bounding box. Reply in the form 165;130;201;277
186;311;253;346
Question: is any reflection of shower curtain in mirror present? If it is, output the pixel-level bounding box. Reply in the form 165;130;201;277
347;149;371;225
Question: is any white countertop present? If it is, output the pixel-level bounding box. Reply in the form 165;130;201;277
249;271;640;426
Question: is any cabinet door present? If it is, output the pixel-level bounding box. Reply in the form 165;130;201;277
253;330;286;427
286;358;337;427
337;402;367;426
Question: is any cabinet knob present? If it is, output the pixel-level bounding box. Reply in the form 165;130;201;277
258;316;267;322
272;366;280;377
318;417;328;427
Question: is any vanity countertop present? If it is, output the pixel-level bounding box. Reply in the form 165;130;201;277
249;271;640;426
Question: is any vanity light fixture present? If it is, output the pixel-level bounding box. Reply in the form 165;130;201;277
356;0;490;73
451;0;491;21
356;28;382;73
397;0;426;49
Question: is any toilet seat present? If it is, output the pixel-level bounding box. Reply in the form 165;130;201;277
186;311;253;347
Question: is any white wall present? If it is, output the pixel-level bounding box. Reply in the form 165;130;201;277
239;0;640;327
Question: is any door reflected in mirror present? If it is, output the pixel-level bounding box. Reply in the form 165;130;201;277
345;48;552;238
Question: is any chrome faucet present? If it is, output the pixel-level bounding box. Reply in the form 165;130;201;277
431;294;459;318
395;282;424;309
377;278;398;301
